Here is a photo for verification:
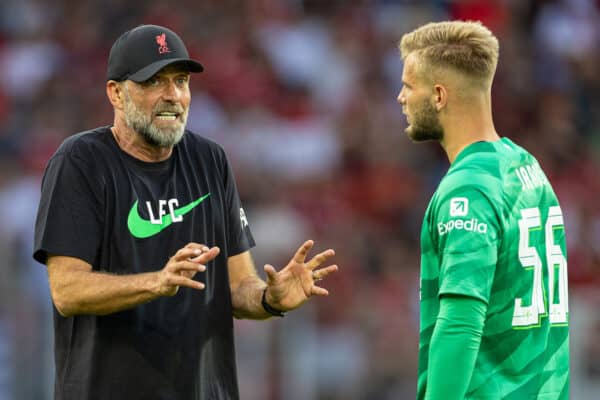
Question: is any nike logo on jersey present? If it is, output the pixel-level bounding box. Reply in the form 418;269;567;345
127;193;211;238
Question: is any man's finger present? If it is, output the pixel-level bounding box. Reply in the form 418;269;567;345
307;249;335;270
312;264;338;279
174;246;220;263
311;286;329;296
174;247;204;261
185;242;210;253
189;247;220;263
170;275;205;290
170;261;206;273
263;264;278;285
292;240;314;264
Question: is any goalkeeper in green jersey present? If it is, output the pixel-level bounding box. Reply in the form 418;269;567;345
397;21;569;399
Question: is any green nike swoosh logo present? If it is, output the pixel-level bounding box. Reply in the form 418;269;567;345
127;193;211;239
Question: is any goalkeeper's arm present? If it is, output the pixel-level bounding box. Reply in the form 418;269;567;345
425;294;487;400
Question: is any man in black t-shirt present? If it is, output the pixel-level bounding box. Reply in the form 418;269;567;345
33;24;338;400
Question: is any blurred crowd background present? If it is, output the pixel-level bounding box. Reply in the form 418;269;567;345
0;0;599;399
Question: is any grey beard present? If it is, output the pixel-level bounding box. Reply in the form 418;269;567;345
122;90;187;148
127;114;186;148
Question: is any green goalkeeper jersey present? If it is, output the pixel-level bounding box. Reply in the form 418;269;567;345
418;138;569;399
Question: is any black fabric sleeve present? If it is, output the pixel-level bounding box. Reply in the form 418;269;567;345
33;149;104;266
219;149;255;256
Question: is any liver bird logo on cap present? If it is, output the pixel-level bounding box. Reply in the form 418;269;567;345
155;33;170;54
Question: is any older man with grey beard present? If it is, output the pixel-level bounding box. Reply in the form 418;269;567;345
33;24;338;400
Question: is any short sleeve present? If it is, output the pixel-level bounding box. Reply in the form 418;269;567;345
33;150;103;266
219;151;255;256
433;187;501;304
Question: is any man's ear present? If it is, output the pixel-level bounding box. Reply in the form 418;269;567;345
106;80;125;109
432;84;448;111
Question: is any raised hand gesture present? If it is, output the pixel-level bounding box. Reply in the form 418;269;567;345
263;240;338;312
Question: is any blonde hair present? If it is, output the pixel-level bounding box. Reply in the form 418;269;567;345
399;21;499;87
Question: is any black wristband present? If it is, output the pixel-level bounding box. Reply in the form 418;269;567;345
261;288;285;317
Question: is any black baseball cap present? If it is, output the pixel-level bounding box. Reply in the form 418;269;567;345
106;24;203;82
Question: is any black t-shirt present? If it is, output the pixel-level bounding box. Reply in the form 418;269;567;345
34;127;255;400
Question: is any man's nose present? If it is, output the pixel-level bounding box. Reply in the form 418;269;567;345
397;90;405;105
162;81;182;101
